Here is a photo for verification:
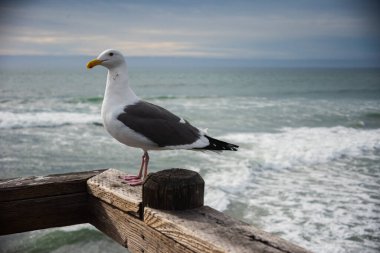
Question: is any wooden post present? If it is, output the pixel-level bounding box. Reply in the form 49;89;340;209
143;168;204;210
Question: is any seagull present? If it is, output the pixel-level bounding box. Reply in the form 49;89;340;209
87;49;238;186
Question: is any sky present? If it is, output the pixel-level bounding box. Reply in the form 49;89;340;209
0;0;379;66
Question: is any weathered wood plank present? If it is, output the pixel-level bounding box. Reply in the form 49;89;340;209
88;196;195;253
0;169;106;201
144;206;312;253
0;169;104;235
87;169;142;217
0;192;88;235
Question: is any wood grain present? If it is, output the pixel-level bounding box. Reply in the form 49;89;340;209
87;169;142;217
0;169;106;201
89;196;195;253
144;206;312;253
0;192;88;235
0;169;104;235
143;168;204;210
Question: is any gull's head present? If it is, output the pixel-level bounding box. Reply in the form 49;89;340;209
86;49;126;70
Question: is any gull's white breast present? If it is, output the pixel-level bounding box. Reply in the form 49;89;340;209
101;98;159;151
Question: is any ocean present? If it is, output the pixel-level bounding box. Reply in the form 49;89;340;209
0;60;379;253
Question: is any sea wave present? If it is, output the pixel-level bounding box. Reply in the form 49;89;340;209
0;111;100;129
364;112;380;119
203;126;380;212
68;96;103;104
221;126;380;169
202;126;380;253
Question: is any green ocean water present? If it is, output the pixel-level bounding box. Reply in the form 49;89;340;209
0;64;380;253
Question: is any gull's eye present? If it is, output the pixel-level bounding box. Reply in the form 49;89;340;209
109;52;114;56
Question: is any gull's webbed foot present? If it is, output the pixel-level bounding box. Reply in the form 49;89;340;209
119;175;144;186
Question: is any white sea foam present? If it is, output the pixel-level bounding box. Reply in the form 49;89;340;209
205;187;230;211
200;126;380;253
188;126;380;213
0;111;100;128
222;126;380;169
203;126;380;210
57;223;94;232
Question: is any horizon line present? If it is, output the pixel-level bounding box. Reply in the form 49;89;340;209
1;55;379;68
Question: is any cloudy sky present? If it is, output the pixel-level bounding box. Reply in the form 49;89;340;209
0;0;379;64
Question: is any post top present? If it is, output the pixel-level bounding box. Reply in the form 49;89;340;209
143;168;205;210
144;168;204;186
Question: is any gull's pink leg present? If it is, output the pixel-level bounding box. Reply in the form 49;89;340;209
143;152;149;178
128;151;149;186
119;152;145;181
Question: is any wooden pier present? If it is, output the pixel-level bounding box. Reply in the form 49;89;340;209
0;168;312;253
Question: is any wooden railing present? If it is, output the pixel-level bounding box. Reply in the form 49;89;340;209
0;168;312;253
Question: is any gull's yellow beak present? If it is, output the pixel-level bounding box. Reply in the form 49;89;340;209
86;59;103;69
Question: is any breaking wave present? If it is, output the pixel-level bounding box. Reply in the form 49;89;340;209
221;126;380;169
0;111;100;129
203;127;380;252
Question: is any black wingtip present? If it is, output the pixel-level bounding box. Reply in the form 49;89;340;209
197;135;239;151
